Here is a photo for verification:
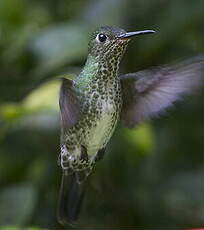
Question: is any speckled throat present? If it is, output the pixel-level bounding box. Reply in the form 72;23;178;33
60;39;129;176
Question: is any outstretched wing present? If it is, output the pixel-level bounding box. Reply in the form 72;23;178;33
59;77;81;131
120;56;204;128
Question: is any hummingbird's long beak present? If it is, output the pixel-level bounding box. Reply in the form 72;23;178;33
118;30;156;39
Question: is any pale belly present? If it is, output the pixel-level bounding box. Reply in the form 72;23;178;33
85;102;118;159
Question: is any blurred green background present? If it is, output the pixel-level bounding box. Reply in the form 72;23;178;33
0;0;204;229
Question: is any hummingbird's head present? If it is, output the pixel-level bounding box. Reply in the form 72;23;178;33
88;26;155;61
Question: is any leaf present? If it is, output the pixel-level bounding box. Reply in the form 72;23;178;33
0;80;60;124
125;123;155;154
23;80;60;112
30;24;89;75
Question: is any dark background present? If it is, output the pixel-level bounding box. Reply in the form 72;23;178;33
0;0;204;230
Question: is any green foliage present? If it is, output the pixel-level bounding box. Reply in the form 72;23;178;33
0;226;48;230
31;24;89;75
125;123;155;154
0;0;204;229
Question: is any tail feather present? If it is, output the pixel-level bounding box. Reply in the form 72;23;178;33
57;172;86;226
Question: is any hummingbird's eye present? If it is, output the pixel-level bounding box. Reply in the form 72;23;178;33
97;33;107;43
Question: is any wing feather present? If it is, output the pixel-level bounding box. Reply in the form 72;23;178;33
120;56;204;128
59;78;81;131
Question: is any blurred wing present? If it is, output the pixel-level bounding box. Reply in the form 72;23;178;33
59;77;81;130
120;56;204;128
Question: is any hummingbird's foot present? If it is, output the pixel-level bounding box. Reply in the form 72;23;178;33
60;144;93;179
75;160;94;184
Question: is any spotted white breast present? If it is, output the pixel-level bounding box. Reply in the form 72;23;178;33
85;99;118;160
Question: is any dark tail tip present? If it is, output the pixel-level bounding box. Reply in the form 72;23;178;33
57;173;86;226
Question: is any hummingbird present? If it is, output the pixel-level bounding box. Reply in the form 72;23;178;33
57;26;204;226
